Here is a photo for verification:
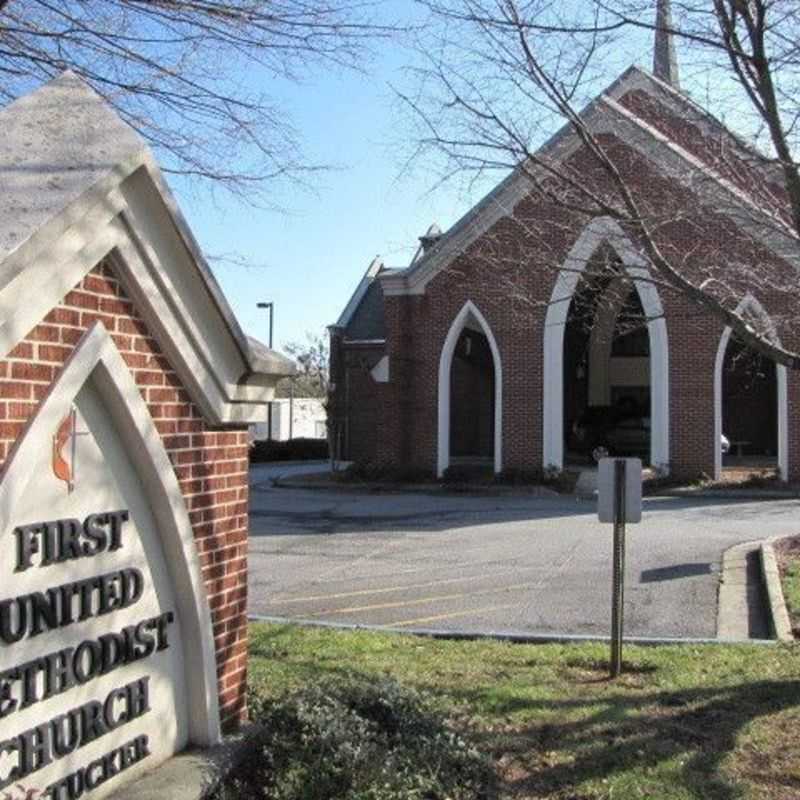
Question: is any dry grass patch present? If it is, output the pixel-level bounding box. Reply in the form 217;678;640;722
247;623;800;800
775;535;800;638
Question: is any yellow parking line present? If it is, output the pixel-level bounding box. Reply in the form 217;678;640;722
266;574;485;605
280;554;535;587
301;580;541;617
387;603;519;628
267;564;548;606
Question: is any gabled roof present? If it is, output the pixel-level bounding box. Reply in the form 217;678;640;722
379;65;798;296
0;72;294;424
333;255;384;330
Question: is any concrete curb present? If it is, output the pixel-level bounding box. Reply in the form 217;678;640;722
658;487;800;500
271;476;560;498
249;614;776;647
114;725;263;800
760;540;794;642
717;539;764;640
250;458;329;469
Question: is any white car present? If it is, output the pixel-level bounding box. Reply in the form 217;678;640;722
721;434;730;455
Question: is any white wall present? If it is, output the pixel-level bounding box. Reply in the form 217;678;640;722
251;398;327;441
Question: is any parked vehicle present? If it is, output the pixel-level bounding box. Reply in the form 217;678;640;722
570;404;648;457
606;414;650;455
571;403;731;458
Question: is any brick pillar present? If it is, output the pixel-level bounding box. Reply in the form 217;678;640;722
381;295;408;468
668;304;720;479
327;325;345;461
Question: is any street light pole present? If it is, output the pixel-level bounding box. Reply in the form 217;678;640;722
289;377;294;440
257;301;275;439
256;301;274;349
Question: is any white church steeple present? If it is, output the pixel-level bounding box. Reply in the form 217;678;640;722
654;0;680;89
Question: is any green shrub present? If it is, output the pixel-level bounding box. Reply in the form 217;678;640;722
341;458;389;481
387;465;436;483
442;464;493;484
250;437;329;463
213;677;494;800
341;460;435;484
495;466;576;493
495;466;543;485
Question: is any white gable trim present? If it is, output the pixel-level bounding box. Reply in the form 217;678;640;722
0;165;283;424
542;217;669;471
713;294;788;480
380;169;535;296
0;322;221;746
437;301;503;477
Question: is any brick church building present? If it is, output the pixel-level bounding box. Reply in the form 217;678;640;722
329;1;798;482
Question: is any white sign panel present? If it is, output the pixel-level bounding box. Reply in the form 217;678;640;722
597;458;643;524
0;386;187;800
0;327;220;800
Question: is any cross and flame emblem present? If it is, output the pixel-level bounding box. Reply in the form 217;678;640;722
52;406;89;493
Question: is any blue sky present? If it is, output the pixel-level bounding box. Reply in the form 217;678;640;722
168;3;747;355
174;2;466;353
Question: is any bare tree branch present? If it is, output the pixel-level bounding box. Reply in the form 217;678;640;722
400;0;800;369
0;0;399;203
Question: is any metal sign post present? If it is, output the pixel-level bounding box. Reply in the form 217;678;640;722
611;459;626;677
597;457;642;679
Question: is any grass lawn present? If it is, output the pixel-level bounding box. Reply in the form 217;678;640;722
777;536;800;638
248;623;800;800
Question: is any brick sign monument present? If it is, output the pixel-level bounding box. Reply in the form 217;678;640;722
0;73;293;798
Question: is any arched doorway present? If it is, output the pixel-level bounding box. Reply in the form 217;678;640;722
563;272;652;464
713;295;788;479
543;217;669;471
438;301;502;476
451;328;495;461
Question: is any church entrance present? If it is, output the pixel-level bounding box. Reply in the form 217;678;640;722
562;249;652;466
543;219;668;472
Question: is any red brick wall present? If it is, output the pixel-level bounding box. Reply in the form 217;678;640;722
0;259;250;730
338;130;800;481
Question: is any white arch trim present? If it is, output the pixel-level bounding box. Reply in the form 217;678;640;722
542;217;670;471
437;301;503;477
713;294;788;480
0;322;221;745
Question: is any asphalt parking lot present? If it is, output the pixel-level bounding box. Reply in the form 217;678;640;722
247;463;799;639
